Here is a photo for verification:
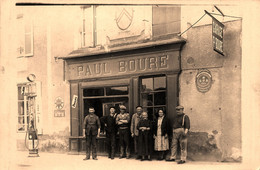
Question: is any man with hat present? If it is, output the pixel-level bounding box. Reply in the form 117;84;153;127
83;107;101;160
130;105;143;159
169;105;190;164
100;107;118;159
116;105;131;159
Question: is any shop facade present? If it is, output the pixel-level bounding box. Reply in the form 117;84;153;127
63;39;186;153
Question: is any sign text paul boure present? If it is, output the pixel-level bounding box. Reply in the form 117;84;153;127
72;55;171;79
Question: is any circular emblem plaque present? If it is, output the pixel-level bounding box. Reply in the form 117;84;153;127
115;8;134;30
196;69;212;93
55;97;64;110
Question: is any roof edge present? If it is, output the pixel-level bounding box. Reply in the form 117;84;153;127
59;36;186;60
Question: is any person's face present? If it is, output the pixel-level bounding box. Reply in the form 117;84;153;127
89;108;95;114
158;110;164;117
176;108;184;115
110;108;115;114
142;112;148;119
120;109;125;114
136;107;143;114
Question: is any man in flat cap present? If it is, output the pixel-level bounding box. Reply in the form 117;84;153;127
100;107;118;159
116;105;131;159
169;105;190;164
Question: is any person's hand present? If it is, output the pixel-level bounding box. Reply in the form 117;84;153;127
153;135;156;139
131;133;134;137
105;123;107;127
165;134;168;138
97;133;100;138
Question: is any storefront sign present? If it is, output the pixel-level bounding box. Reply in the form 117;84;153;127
67;52;179;80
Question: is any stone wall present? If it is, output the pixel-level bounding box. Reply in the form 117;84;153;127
180;19;242;162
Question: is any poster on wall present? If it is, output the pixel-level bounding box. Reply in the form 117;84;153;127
71;95;78;108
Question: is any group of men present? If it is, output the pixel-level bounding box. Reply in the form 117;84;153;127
83;105;190;164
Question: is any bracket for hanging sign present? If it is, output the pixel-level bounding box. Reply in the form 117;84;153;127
205;10;225;56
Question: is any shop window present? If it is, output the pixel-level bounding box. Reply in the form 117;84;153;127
106;86;128;96
152;6;181;37
17;85;29;132
17;14;34;57
83;88;104;97
83;86;128;97
140;76;166;120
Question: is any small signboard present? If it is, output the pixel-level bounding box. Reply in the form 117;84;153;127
71;95;78;108
54;110;65;117
212;16;224;55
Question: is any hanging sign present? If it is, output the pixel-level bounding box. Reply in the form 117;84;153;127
205;10;224;56
212;17;224;55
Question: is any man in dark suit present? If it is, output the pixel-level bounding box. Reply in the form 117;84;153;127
83;107;101;160
100;107;118;159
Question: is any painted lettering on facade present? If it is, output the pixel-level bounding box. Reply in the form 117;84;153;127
68;52;178;80
119;55;168;73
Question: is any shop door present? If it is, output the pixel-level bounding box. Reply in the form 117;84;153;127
102;102;124;117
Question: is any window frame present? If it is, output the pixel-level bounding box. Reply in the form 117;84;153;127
17;84;29;133
17;15;34;58
139;75;167;120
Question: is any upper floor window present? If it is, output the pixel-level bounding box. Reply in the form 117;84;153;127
152;6;181;37
17;14;34;57
80;6;96;48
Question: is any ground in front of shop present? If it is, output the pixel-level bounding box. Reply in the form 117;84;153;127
7;151;244;170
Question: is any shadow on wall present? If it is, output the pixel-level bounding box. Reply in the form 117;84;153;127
38;127;70;153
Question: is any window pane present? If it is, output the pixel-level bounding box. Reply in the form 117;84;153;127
18;87;25;100
141;93;153;106
83;88;104;97
141;78;153;92
154;76;166;91
106;86;128;96
18;101;24;115
146;107;154;120
18;116;25;124
18;124;25;131
154;92;166;105
25;34;32;54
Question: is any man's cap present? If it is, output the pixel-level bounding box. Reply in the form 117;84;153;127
119;105;126;110
176;105;184;110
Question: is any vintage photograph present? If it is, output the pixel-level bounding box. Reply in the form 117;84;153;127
0;0;259;170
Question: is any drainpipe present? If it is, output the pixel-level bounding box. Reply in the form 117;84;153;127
177;41;186;106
